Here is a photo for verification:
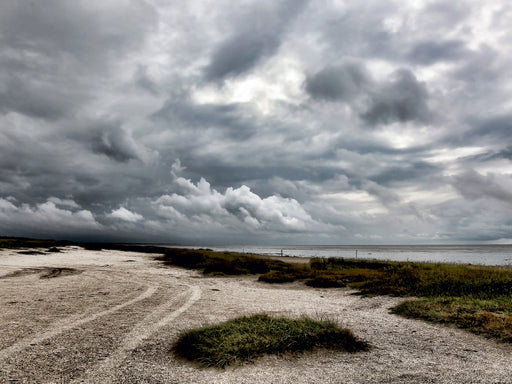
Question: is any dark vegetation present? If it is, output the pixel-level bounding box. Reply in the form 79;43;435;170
0;237;73;249
174;314;369;368
0;236;170;255
157;248;304;276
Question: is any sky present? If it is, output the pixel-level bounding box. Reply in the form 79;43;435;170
1;0;511;245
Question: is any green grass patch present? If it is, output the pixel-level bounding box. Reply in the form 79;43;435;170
393;296;512;342
356;263;512;298
174;314;369;368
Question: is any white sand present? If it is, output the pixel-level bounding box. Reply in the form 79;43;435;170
0;247;511;383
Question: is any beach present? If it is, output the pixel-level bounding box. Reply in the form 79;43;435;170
1;246;512;383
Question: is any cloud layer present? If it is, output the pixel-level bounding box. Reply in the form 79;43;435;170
1;0;511;244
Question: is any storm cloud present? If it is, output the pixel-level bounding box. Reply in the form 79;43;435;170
361;69;433;125
305;62;371;101
1;0;512;244
204;0;307;81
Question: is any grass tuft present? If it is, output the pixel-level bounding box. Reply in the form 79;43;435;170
392;296;512;342
174;314;369;368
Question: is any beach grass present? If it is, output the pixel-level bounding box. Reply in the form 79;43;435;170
159;249;512;343
174;314;369;368
158;248;297;276
392;296;512;342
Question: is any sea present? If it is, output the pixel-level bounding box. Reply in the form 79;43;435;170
166;244;512;266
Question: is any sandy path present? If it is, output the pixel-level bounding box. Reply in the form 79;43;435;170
73;284;201;384
0;285;158;362
0;247;511;383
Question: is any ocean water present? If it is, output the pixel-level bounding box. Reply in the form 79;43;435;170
169;244;512;266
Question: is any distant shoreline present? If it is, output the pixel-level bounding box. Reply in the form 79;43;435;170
162;244;512;266
2;237;512;266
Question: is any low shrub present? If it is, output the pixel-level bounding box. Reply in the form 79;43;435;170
310;257;393;271
305;274;346;288
160;249;294;276
174;314;369;368
258;271;297;283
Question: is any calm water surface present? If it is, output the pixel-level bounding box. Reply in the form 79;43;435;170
167;245;512;266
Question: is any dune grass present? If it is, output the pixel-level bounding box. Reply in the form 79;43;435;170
174;314;369;368
158;248;298;276
307;258;512;342
160;250;512;343
392;296;512;342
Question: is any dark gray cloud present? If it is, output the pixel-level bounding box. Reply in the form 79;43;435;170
1;0;511;244
0;0;157;121
452;170;512;204
362;69;432;125
408;39;469;64
370;161;440;186
305;62;371;101
363;180;401;206
470;114;512;142
0;74;74;120
205;31;281;81
305;65;434;127
0;0;156;68
204;0;307;81
152;98;257;141
88;124;142;163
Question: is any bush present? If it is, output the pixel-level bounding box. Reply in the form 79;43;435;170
174;314;369;368
258;271;297;283
305;274;346;288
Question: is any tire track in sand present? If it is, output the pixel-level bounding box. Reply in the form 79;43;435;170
0;284;158;361
72;284;201;384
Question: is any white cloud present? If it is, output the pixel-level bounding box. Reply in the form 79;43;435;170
155;172;315;233
109;207;144;222
0;198;102;236
47;197;81;209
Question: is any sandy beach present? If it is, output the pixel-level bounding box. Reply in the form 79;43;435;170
1;246;511;384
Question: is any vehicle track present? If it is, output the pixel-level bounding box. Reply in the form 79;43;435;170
72;284;201;384
0;284;158;362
